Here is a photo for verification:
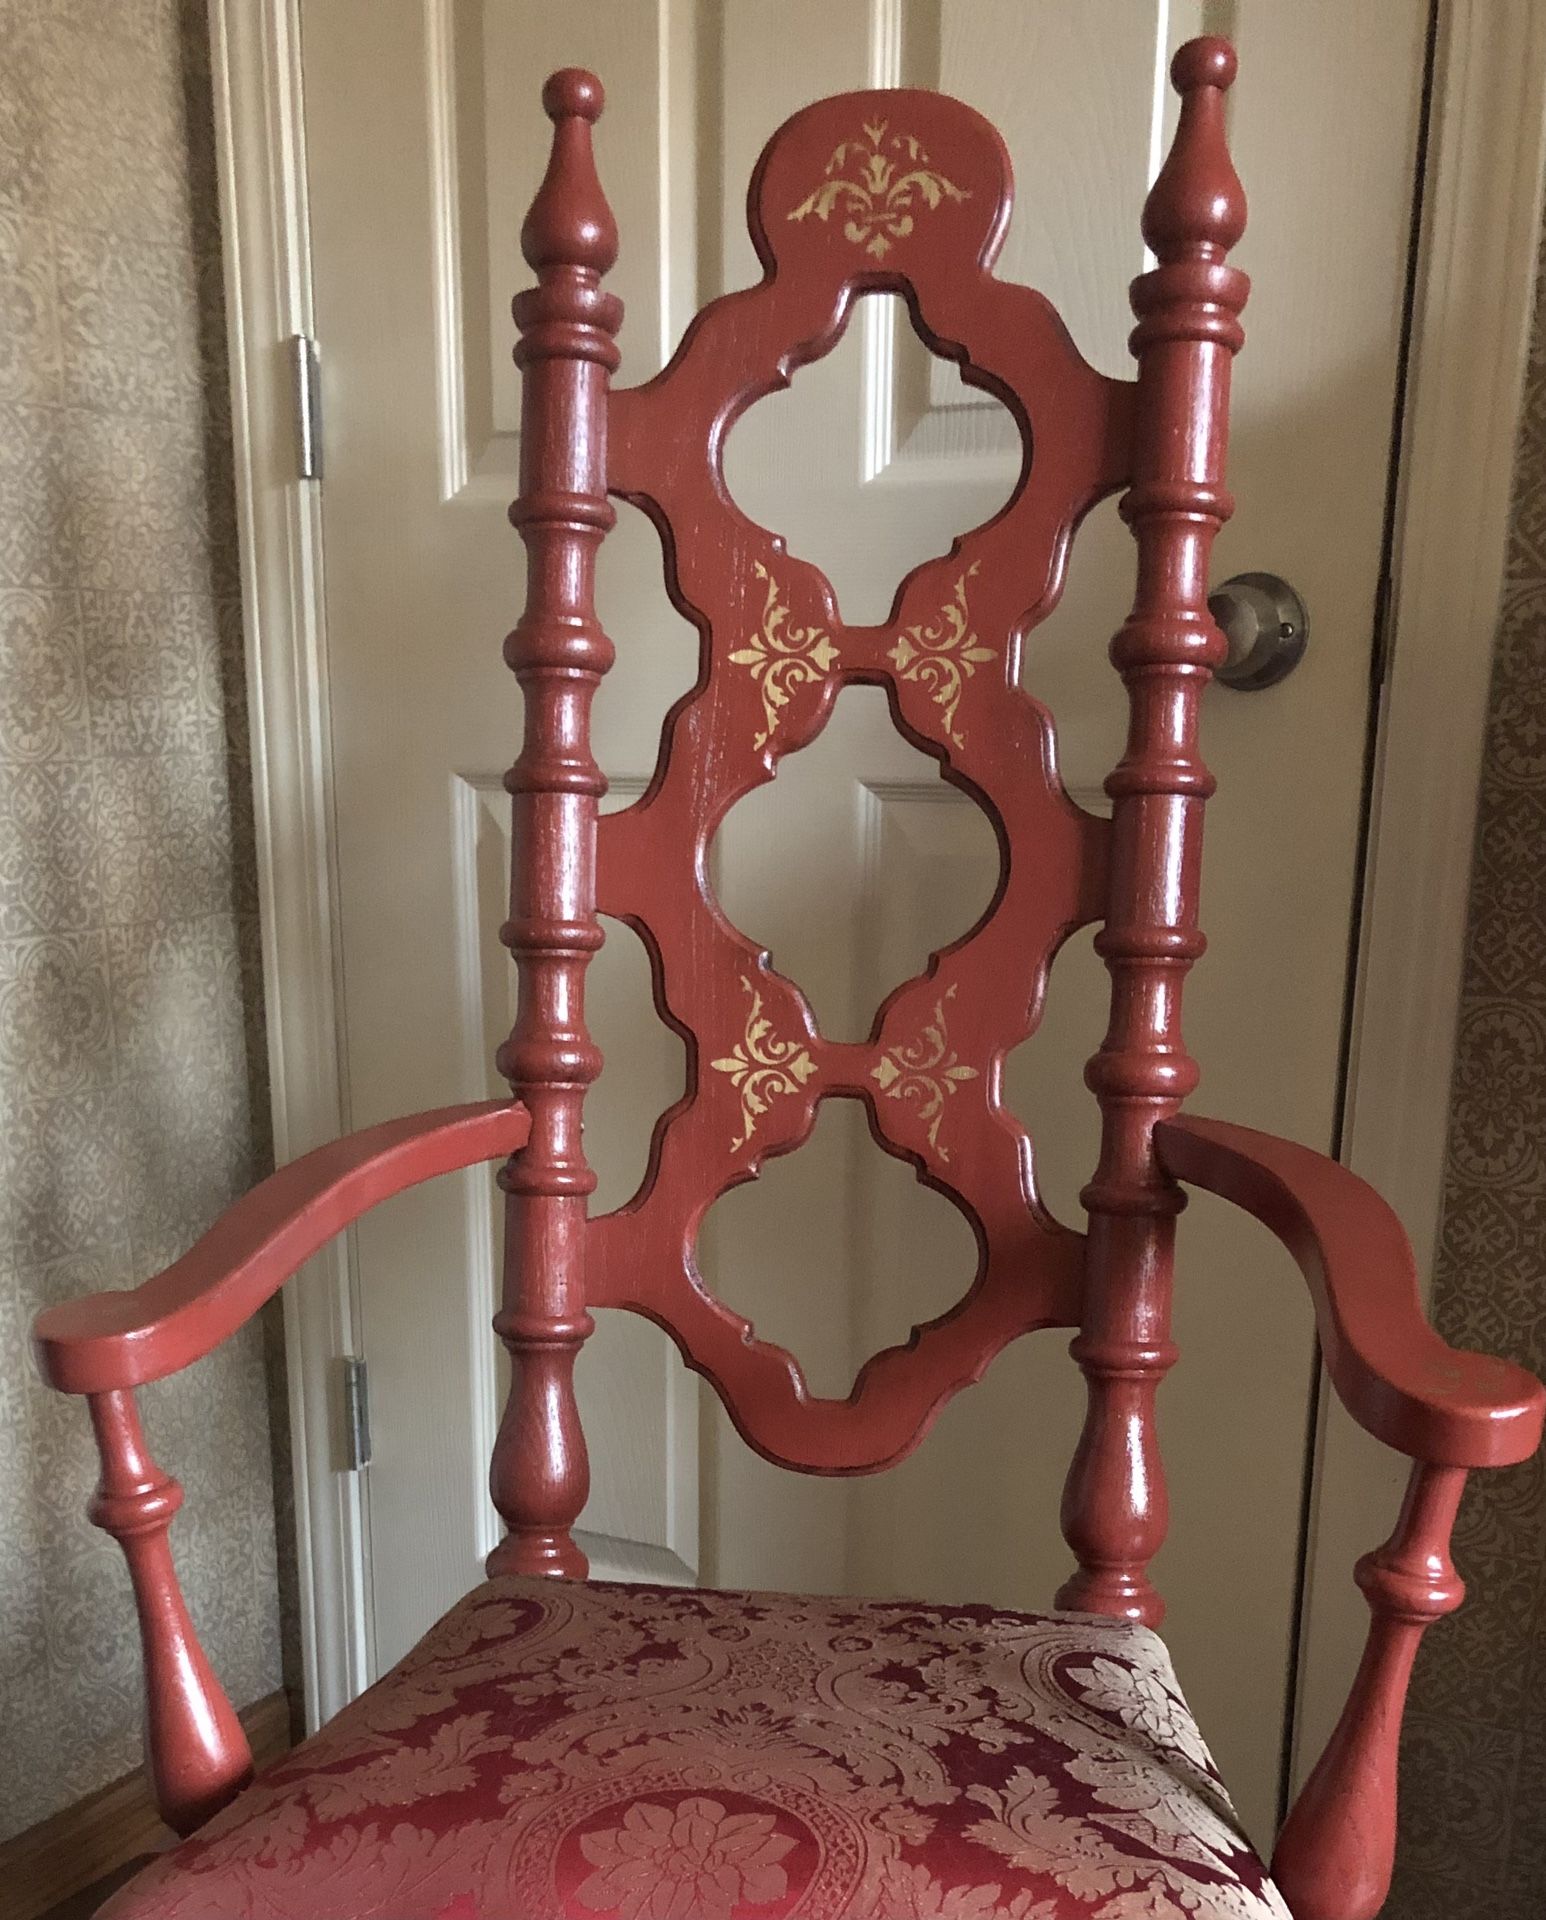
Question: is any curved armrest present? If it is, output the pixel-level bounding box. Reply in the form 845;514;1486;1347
28;1098;528;1839
1154;1113;1544;1468
33;1100;530;1395
1158;1113;1543;1920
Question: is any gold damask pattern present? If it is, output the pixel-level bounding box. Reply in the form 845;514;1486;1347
872;985;978;1161
102;1577;1289;1920
887;565;997;747
711;975;818;1149
787;121;971;259
729;563;840;750
0;0;281;1838
1390;215;1546;1919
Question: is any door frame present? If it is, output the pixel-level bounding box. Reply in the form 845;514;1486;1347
1290;0;1546;1789
209;0;372;1726
209;0;1546;1737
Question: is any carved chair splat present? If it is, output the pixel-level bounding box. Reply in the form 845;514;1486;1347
28;39;1544;1920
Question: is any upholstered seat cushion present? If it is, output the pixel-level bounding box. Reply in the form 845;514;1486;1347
104;1577;1287;1920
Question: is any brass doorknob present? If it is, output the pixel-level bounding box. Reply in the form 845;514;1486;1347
1207;572;1308;691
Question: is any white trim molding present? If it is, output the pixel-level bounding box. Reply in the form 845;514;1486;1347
424;0;475;503
208;0;373;1728
1293;0;1546;1791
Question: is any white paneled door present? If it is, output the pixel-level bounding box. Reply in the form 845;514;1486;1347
298;0;1429;1843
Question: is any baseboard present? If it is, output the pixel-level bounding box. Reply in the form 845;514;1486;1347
0;1689;293;1920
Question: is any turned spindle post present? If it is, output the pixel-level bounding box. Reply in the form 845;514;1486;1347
1272;1463;1468;1920
87;1389;252;1833
487;70;620;1579
1057;39;1248;1625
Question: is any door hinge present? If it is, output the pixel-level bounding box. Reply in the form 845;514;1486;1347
341;1355;371;1472
288;332;323;482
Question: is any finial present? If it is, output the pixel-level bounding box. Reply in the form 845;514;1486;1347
543;68;604;123
1142;35;1246;264
1171;36;1236;93
521;67;618;276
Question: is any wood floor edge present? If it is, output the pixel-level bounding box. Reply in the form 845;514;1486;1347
0;1689;293;1920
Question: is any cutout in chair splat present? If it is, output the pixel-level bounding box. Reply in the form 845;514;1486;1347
1004;922;1106;1229
594;499;702;786
707;685;1000;1042
699;1095;979;1399
587;914;688;1213
722;293;1021;625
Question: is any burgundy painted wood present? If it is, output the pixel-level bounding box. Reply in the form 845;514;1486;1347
1156;1112;1544;1919
1272;1463;1467;1920
1055;39;1247;1628
32;1101;529;1394
486;70;621;1580
84;1389;254;1836
592;75;1127;1476
28;1099;526;1833
1154;1115;1544;1468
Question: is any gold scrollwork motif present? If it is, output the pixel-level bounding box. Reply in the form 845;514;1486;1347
711;975;818;1151
871;984;978;1162
729;563;840;751
887;564;997;748
787;120;971;259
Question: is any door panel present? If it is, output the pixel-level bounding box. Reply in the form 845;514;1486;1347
301;0;1427;1844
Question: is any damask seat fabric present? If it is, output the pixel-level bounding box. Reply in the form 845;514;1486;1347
103;1577;1289;1920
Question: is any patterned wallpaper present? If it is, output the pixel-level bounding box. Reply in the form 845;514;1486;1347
1386;212;1546;1912
0;0;282;1838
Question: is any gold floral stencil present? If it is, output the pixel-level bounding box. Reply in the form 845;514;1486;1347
711;975;818;1150
888;564;997;748
787;119;971;259
729;563;840;751
872;984;979;1161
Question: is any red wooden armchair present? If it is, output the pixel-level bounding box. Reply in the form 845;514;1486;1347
32;41;1543;1920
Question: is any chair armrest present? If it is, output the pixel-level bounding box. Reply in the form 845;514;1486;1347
1155;1111;1544;1920
1153;1113;1544;1466
33;1100;530;1395
25;1098;528;1839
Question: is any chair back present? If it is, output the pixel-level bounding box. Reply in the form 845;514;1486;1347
488;47;1248;1629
